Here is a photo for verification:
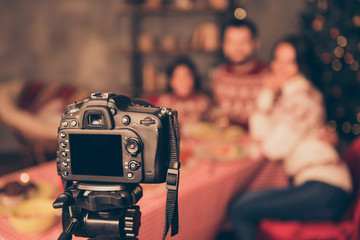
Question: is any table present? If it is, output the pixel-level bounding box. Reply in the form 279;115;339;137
0;146;288;240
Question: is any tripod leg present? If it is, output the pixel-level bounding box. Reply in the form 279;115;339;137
58;217;80;240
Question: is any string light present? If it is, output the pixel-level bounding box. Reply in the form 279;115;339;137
321;53;332;64
353;15;360;27
350;60;359;71
337;36;347;47
326;120;337;132
356;112;360;123
312;15;325;31
344;53;354;64
352;124;360;135
234;8;247;20
330;28;340;39
333;46;344;58
331;59;342;71
342;122;352;134
317;0;328;10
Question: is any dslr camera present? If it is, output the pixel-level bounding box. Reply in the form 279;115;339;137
53;93;180;240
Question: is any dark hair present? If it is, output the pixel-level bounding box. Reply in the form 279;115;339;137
166;56;202;93
270;35;322;90
222;18;258;40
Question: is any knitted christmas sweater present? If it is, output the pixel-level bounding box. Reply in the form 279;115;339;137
211;61;267;127
250;74;353;193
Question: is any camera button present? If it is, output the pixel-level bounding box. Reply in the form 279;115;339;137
129;161;141;171
60;141;67;148
127;172;133;178
62;170;69;176
62;121;69;127
59;132;66;138
122;115;130;125
71;120;77;127
62;161;68;167
61;151;67;157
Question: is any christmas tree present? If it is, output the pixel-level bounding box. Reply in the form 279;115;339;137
301;0;360;146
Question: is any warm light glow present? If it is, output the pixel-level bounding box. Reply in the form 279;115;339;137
321;53;332;64
352;124;360;135
350;60;359;71
317;0;328;10
330;28;340;39
353;15;360;27
333;46;344;58
331;59;342;71
344;53;354;64
234;8;247;20
337;36;347;47
20;173;30;184
356;112;360;123
342;122;351;134
326;120;337;132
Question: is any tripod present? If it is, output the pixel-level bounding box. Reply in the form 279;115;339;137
53;182;142;240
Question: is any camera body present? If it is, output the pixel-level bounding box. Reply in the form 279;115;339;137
56;92;170;184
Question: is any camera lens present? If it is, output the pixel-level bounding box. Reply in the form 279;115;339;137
89;114;104;125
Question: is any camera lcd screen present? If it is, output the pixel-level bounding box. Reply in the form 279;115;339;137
69;134;123;177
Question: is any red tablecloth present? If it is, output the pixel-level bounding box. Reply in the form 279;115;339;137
0;153;288;239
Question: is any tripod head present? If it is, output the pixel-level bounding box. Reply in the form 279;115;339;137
53;183;142;240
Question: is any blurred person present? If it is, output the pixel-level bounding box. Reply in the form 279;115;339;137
211;18;267;128
228;36;353;240
157;56;210;127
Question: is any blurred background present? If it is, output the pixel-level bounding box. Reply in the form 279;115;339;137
0;0;359;174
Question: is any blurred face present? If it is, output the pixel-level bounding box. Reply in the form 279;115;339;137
223;26;257;65
270;42;300;84
170;65;195;97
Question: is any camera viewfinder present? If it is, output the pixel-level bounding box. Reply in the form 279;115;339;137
89;114;104;125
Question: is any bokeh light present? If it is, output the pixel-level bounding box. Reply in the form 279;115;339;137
321;53;332;64
333;46;344;58
352;123;360;135
330;28;340;39
234;8;247;20
331;59;342;71
342;122;352;134
337;36;347;47
350;60;359;71
344;53;354;64
326;120;337;132
20;172;30;184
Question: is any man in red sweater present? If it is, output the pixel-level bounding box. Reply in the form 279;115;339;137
212;18;267;128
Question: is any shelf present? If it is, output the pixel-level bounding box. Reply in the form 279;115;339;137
139;49;221;57
117;49;221;57
115;4;228;16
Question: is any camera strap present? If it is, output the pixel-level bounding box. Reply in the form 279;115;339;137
162;109;180;240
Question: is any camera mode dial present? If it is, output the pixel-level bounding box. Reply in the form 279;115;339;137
125;138;141;156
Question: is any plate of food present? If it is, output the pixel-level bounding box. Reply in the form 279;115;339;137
0;180;56;214
9;197;59;235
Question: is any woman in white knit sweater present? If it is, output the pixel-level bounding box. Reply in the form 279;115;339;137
228;36;353;240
